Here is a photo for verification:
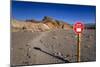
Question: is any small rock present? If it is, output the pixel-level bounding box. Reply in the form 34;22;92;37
23;61;29;64
28;56;31;58
66;54;70;57
18;48;23;50
52;36;57;39
40;39;43;43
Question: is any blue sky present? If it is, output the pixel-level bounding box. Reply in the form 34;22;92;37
11;1;96;24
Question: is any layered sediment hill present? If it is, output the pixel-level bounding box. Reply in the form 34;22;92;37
11;16;72;32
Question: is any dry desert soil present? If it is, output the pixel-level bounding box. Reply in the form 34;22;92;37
11;29;96;66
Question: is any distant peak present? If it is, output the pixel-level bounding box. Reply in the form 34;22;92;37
42;16;54;21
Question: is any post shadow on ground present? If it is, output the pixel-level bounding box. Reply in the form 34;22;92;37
33;47;70;63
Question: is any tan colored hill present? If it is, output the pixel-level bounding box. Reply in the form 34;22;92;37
11;16;72;32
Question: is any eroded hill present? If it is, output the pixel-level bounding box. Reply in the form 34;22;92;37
11;16;72;32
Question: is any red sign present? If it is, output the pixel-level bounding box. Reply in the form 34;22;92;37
73;22;84;34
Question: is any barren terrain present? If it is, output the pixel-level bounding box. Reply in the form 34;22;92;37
11;29;96;66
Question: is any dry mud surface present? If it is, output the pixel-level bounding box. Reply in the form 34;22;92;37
11;29;96;66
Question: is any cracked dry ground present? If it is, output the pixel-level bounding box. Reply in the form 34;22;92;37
11;29;96;66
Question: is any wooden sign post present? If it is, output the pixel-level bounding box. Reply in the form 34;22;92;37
77;33;81;62
73;22;84;62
